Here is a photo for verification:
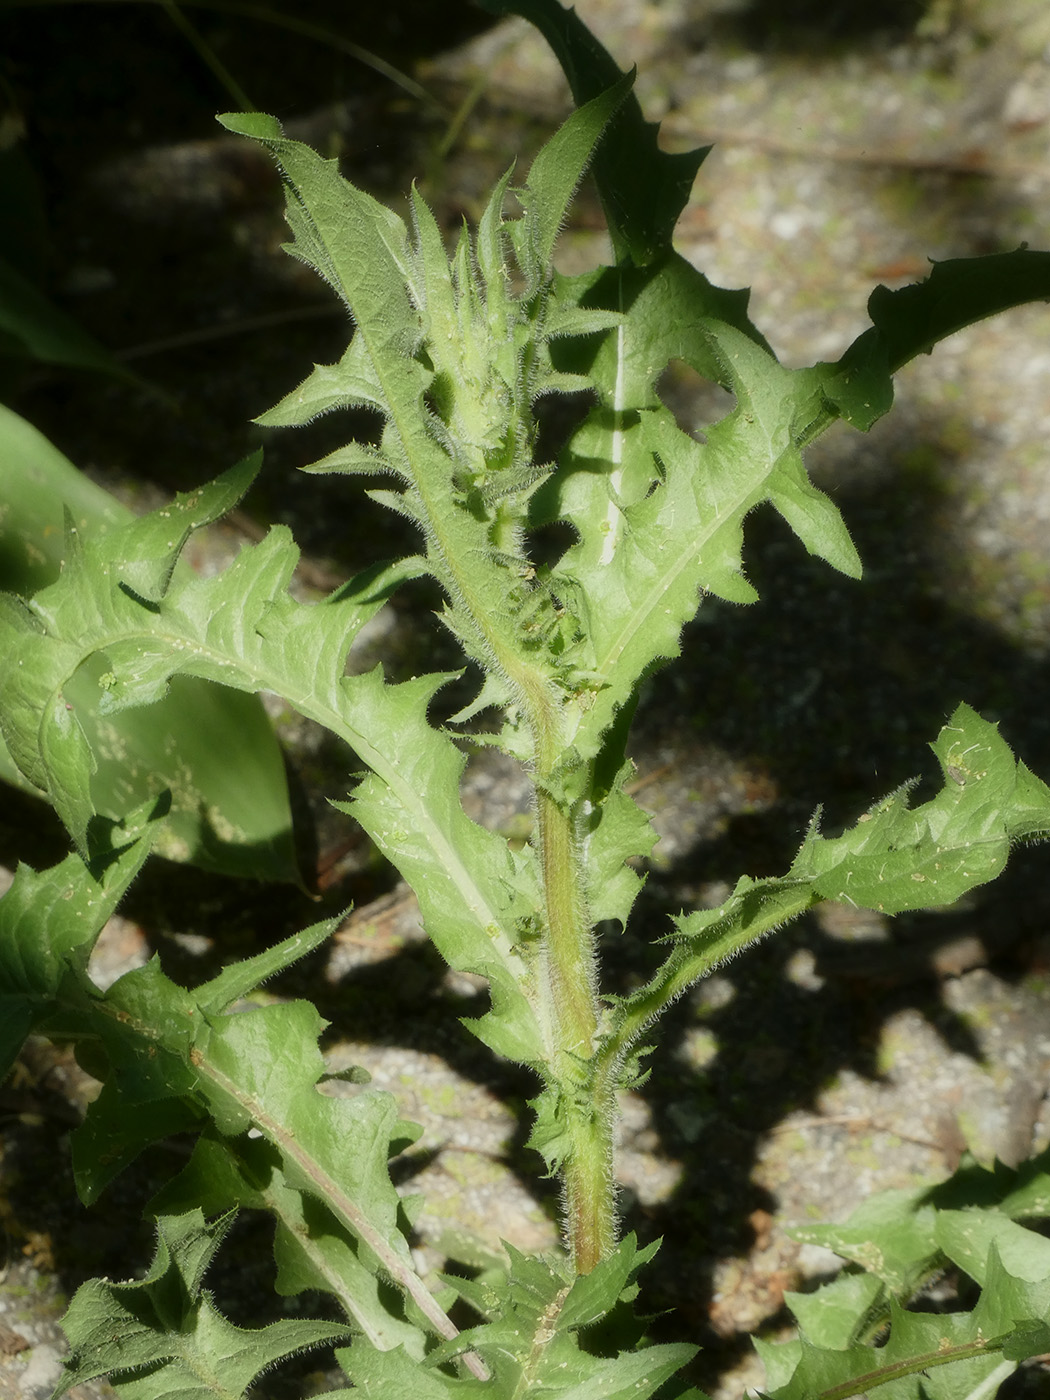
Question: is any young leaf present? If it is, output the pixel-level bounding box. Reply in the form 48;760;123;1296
513;69;632;287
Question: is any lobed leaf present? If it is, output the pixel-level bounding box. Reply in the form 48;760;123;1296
763;1241;1050;1400
763;1166;1050;1399
149;1133;427;1358
330;670;546;1063
600;704;1050;1068
789;1187;941;1297
926;1144;1050;1220
0;463;548;1061
791;703;1049;914
343;1236;698;1399
54;1208;352;1400
550;316;859;779
0;837;459;1356
762;1302;1015;1400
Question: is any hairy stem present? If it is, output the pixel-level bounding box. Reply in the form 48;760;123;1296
559;1070;618;1275
532;709;615;1274
535;787;596;1058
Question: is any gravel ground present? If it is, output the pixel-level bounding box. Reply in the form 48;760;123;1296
3;2;1050;1397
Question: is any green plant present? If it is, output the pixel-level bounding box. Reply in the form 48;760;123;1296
4;1;1050;1396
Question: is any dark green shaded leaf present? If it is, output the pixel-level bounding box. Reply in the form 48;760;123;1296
478;0;707;264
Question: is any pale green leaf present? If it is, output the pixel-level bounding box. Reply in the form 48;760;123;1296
789;1187;940;1295
255;337;388;427
347;1236;694;1398
299;440;397;475
600;705;1050;1066
783;1271;886;1351
36;918;459;1349
332;668;546;1064
579;761;656;927
791;704;1050;914
935;1210;1050;1286
0;471;549;1063
514;72;633;287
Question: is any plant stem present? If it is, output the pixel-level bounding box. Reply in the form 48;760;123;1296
559;1066;618;1275
531;707;616;1274
535;787;596;1058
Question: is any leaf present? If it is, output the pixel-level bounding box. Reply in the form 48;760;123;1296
762;1172;1050;1399
54;1209;352;1400
818;248;1050;430
790;703;1050;914
0;403;129;596
762;1301;1011;1400
0;461;549;1066
549;317;860;775
783;1271;886;1351
600;704;1050;1065
345;1236;696;1398
0;837;461;1354
331;670;545;1063
789;1188;940;1296
477;0;707;265
0;417;301;882
935;1210;1050;1286
148;1134;427;1358
0;804;161;1081
549;254;771;404
923;1145;1050;1219
255;335;387;427
578;760;656;928
71;917;338;1204
220;110;558;699
513;70;633;287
